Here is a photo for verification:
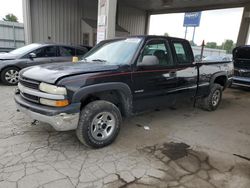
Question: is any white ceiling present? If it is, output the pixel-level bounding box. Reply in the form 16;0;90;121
120;0;250;13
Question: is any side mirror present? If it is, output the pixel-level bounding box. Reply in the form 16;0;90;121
138;55;159;66
29;53;36;59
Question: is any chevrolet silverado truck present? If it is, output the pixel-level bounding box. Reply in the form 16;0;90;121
15;36;233;148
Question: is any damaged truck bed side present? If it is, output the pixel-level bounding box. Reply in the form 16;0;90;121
15;36;233;148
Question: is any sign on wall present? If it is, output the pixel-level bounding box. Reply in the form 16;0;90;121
183;12;202;27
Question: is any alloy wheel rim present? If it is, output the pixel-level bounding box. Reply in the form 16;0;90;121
5;70;19;84
212;90;221;106
90;112;116;141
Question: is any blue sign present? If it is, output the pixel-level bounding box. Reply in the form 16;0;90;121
183;12;202;27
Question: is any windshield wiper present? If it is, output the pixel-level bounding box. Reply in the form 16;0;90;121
91;59;107;62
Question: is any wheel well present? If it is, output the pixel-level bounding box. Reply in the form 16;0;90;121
214;76;227;88
1;66;20;74
2;66;20;70
80;90;130;117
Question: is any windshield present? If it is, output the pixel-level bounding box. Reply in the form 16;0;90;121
83;38;142;65
9;43;42;55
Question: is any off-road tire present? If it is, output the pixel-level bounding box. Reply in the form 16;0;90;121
199;84;223;111
76;100;122;148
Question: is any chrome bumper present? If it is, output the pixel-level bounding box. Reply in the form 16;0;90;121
17;104;79;131
233;76;250;87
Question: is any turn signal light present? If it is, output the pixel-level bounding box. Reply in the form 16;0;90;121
55;100;69;107
40;98;69;107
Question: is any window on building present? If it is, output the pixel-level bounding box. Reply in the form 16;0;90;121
83;33;90;45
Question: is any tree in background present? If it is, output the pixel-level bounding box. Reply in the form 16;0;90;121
164;32;169;37
221;40;235;54
206;42;217;49
2;14;18;22
205;40;235;54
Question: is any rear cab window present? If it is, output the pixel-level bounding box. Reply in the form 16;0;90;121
172;40;194;65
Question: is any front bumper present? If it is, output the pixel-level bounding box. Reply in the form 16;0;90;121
233;76;250;88
15;94;81;131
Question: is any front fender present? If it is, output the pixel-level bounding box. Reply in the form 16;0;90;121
72;82;133;116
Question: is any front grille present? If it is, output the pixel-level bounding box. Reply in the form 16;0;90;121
234;61;250;69
234;70;240;76
19;76;40;103
19;76;40;90
241;72;250;78
20;92;39;103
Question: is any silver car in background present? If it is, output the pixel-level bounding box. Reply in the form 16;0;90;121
0;43;88;85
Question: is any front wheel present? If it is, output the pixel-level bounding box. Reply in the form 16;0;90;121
76;100;122;148
199;84;223;111
1;67;19;85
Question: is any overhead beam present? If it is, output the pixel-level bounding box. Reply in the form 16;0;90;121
149;2;249;14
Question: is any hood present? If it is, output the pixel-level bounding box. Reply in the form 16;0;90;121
20;61;119;84
0;53;18;60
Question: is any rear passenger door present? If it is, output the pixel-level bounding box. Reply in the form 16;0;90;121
171;39;197;100
57;46;76;62
132;39;178;112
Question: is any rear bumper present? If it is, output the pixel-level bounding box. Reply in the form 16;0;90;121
233;76;250;87
15;94;81;131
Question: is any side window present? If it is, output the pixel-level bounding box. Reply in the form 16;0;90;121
173;42;192;64
138;40;173;66
59;47;75;57
33;46;58;58
31;48;45;58
76;48;87;56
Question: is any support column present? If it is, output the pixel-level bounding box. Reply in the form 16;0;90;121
144;11;151;35
97;0;117;44
236;6;250;46
22;0;32;44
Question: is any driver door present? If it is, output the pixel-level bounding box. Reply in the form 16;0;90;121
132;39;178;112
27;46;58;66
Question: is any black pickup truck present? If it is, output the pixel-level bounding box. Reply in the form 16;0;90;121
15;36;233;148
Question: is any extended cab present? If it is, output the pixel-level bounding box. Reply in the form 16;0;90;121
15;36;233;148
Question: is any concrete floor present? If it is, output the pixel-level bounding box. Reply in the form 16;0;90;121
0;84;249;188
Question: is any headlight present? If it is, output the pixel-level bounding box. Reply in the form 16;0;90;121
40;98;69;107
39;83;67;95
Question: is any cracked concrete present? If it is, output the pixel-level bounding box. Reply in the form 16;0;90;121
0;84;250;188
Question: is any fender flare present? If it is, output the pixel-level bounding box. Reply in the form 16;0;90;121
72;82;133;117
210;71;228;87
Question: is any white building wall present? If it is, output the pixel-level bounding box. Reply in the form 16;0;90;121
30;0;82;44
117;4;147;35
25;0;147;44
0;21;25;50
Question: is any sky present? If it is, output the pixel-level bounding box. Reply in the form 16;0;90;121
149;8;244;45
0;0;23;22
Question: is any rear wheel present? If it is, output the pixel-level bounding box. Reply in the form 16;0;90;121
199;84;223;111
76;100;122;148
1;67;19;85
